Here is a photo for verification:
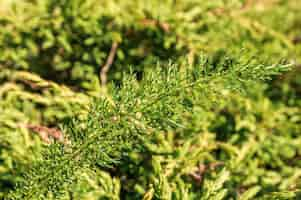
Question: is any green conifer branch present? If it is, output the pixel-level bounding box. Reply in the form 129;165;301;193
8;58;291;199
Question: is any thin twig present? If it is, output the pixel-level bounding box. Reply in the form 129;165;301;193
100;41;118;87
140;19;170;32
21;123;65;144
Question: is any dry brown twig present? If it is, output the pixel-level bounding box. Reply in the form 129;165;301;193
100;41;119;87
20;123;67;144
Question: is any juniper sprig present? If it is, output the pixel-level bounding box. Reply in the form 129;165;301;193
8;58;291;199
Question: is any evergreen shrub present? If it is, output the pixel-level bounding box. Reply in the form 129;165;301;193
0;0;300;199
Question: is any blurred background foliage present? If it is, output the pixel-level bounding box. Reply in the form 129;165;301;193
0;0;300;199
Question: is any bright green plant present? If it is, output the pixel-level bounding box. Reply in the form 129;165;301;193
0;0;300;199
7;57;296;199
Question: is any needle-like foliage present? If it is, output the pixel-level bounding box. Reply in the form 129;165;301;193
0;0;300;199
7;58;291;199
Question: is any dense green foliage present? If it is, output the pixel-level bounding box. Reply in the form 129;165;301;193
1;0;300;89
0;0;300;199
